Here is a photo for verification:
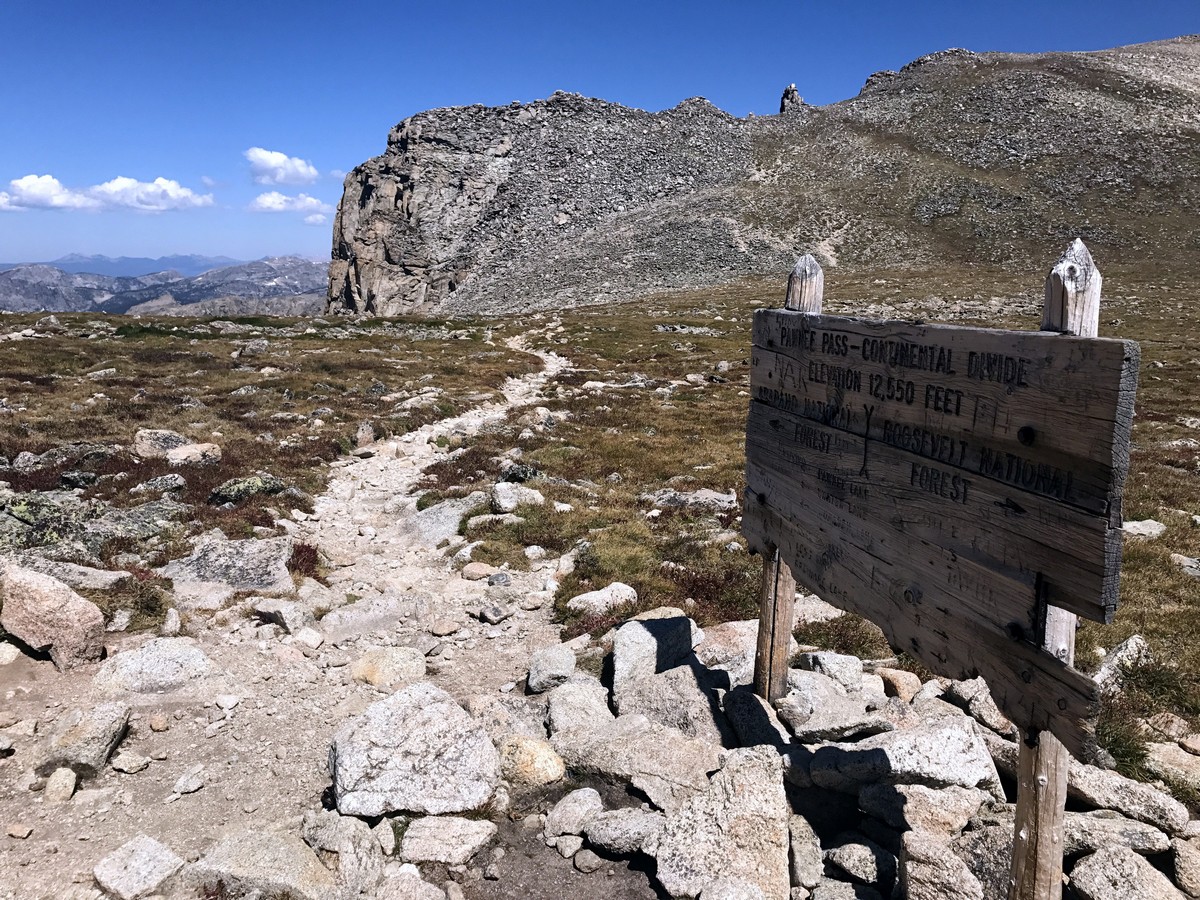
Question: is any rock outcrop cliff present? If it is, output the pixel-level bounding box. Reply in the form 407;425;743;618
330;35;1200;317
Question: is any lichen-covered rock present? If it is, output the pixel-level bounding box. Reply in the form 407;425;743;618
329;682;500;816
157;530;293;608
0;564;104;669
133;429;190;459
208;474;286;505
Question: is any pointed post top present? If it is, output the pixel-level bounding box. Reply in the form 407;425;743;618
1042;238;1102;338
785;253;824;313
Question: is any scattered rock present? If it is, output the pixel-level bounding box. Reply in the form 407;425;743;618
253;597;317;634
165;442;222;467
583;808;666;856
790;815;824;891
1172;837;1200;897
158;531;293;608
208;474;286;505
875;668;923;702
461;561;496;581
492;481;545;513
1069;845;1185;900
93;638;213;694
573;848;604;873
527;644;576;693
37;701;130;776
564;581;637;616
44;767;77;803
187;829;336;900
899;831;984;900
0;564;105;669
1093;634;1150;695
401;816;497;865
1123;519;1167;539
329;682;501;816
859;783;987;836
1146;742;1200;793
545;788;605;838
639;488;738;514
94;833;184;900
655;747;790;900
300;809;383;898
133;429;190;459
111;751;151;774
1069;760;1190;835
350;647;427;689
498;735;565;786
810;718;1001;795
617;664;732;745
796;652;864;693
825;832;896;893
1064;810;1170;855
611;610;699;694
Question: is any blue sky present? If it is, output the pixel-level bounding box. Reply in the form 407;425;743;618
0;0;1195;263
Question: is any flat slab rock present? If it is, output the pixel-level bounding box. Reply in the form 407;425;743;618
329;681;501;816
401;816;497;865
92;638;213;694
93;834;184;900
1069;845;1186;900
186;829;334;900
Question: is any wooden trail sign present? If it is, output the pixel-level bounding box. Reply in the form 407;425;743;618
745;243;1138;761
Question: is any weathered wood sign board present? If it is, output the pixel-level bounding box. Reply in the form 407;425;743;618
743;309;1139;758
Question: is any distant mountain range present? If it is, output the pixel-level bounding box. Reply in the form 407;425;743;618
0;254;244;278
0;256;329;314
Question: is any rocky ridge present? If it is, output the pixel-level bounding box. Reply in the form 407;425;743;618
0;257;327;314
1;320;1198;900
330;35;1200;317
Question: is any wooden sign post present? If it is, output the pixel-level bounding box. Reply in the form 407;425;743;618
746;241;1138;899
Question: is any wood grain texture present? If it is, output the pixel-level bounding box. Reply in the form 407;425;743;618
1011;239;1102;900
748;313;1139;622
753;547;797;703
742;486;1100;759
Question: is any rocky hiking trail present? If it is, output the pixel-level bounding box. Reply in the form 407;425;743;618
3;323;1200;900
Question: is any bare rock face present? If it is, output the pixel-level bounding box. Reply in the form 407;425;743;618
328;682;501;817
0;564;104;669
331;38;1200;318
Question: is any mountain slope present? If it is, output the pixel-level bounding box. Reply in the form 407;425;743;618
329;35;1200;317
0;257;328;313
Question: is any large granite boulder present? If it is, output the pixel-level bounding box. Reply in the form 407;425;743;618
655;746;790;900
329;682;500;816
0;563;104;669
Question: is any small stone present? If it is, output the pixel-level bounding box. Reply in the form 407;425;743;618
172;765;204;795
350;647;427;689
1123;519;1167;539
574;849;603;873
111;752;151;774
545;788;604;838
294;627;324;650
527;644;576;693
556;835;584;858
7;824;33;839
429;619;459;637
478;605;511;625
565;581;638;616
0;643;20;665
45;767;77;804
876;668;922;702
462;562;496;581
148;713;169;733
487;572;512;587
498;735;566;786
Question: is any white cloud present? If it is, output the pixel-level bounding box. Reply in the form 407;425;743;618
250;191;332;214
3;174;99;210
304;213;328;225
89;176;213;211
0;173;212;212
244;147;319;185
329;169;346;179
201;175;217;188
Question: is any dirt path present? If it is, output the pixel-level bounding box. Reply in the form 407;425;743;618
1;329;661;899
